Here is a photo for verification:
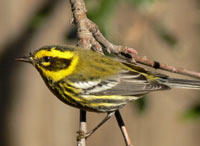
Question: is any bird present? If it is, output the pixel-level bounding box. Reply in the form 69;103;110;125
16;45;200;137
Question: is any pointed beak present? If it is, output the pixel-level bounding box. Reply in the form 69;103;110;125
16;56;33;64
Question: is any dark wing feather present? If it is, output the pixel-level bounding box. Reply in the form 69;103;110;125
90;70;169;96
73;70;170;96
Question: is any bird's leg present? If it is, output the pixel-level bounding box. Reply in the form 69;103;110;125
85;111;115;139
77;110;87;142
115;110;133;146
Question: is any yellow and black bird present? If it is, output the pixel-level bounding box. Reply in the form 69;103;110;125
17;45;200;111
17;45;200;136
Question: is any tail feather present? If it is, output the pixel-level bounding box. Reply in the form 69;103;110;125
158;78;200;89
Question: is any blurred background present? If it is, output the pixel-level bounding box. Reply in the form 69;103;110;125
1;0;200;146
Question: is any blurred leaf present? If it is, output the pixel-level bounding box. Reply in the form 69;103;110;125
86;0;120;36
157;27;177;46
87;0;118;21
29;2;53;30
182;104;200;121
85;0;156;37
153;23;177;47
133;96;147;114
197;0;200;9
127;0;155;6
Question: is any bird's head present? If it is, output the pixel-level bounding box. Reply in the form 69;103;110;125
16;46;79;82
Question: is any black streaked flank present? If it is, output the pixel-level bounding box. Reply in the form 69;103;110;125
54;82;83;107
55;81;127;112
47;82;78;107
58;82;80;97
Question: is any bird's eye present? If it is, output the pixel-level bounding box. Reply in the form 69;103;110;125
29;52;33;56
43;56;51;62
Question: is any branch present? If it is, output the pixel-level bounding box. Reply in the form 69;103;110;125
131;55;200;79
69;0;200;79
69;1;90;145
70;0;101;50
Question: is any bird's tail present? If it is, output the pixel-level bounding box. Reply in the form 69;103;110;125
158;78;200;89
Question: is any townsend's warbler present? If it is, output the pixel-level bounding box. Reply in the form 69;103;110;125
17;45;200;112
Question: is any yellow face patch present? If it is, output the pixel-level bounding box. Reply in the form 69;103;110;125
41;62;51;66
34;47;79;82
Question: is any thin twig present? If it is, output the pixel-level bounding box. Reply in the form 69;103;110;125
77;110;87;146
132;54;200;79
115;110;133;146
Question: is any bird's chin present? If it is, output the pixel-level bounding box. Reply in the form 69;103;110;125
34;66;53;82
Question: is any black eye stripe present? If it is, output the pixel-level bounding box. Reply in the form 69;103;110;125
40;57;73;71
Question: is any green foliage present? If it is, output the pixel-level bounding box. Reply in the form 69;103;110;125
183;104;200;121
127;0;155;6
85;0;156;37
154;24;177;47
30;15;45;29
197;0;200;9
29;2;52;30
86;0;120;36
133;96;147;113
